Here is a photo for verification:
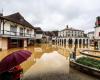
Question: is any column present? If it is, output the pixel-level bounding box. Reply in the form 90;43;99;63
85;39;87;49
66;38;68;48
2;38;8;50
77;38;79;48
81;38;83;48
88;39;90;48
98;41;100;50
55;39;56;45
72;38;75;49
58;38;60;46
24;39;27;48
57;38;58;46
63;38;64;48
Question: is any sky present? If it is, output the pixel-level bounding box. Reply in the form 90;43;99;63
0;0;100;33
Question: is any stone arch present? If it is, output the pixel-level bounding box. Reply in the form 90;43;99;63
58;39;60;44
64;39;66;47
75;39;78;44
79;39;82;48
83;39;85;48
75;39;78;48
52;40;55;45
60;39;62;46
86;39;88;48
68;39;73;48
62;39;64;46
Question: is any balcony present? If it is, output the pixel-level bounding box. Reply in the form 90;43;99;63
0;30;33;38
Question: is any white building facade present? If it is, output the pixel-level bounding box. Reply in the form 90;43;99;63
94;16;100;50
88;31;94;46
34;27;43;43
0;12;35;50
53;26;89;48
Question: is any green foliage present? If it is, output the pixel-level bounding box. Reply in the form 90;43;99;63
76;57;100;69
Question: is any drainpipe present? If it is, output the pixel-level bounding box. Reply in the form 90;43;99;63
3;19;4;35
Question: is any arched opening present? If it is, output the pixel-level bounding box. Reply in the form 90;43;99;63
79;39;82;48
83;39;85;48
68;39;73;48
52;40;55;45
58;39;60;44
55;39;56;45
75;39;78;48
94;41;98;50
60;39;61;46
86;39;88;48
62;39;63;46
68;39;70;47
64;39;66;47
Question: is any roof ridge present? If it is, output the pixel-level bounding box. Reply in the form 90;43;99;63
2;12;34;29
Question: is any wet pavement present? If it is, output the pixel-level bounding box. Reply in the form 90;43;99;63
23;51;69;80
70;68;99;80
0;43;99;80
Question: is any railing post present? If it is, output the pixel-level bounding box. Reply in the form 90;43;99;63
3;20;4;35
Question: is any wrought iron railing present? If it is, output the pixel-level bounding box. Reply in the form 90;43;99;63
0;30;33;37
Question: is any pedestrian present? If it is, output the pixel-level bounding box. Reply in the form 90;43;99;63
9;65;23;80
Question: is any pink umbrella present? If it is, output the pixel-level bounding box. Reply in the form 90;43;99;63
0;50;32;73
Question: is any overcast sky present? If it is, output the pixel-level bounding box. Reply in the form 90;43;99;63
0;0;100;33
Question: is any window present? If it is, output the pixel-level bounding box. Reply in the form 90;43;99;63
27;29;29;34
10;25;17;35
10;25;17;32
99;32;100;36
20;27;24;36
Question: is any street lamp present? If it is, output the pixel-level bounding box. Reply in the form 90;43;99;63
73;40;77;60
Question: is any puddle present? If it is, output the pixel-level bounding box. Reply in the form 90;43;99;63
23;51;69;80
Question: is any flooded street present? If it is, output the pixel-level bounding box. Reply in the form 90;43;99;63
70;68;99;80
0;43;98;80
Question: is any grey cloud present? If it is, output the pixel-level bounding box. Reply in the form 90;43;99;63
0;0;100;32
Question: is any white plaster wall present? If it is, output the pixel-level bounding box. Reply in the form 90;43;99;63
0;38;2;49
36;34;43;39
58;32;61;37
2;38;8;50
3;21;11;34
94;27;100;39
88;33;94;39
58;29;84;38
1;20;34;37
31;29;34;36
24;39;27;47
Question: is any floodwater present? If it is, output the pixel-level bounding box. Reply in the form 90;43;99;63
0;43;98;80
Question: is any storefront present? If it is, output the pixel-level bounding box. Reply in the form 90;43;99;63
8;38;24;49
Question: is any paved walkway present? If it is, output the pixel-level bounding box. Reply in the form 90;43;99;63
23;51;70;80
69;68;99;80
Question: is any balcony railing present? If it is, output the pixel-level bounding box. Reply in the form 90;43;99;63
0;30;33;38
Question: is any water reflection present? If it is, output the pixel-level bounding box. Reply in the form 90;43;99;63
0;43;98;80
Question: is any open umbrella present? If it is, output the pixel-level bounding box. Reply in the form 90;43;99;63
0;50;32;73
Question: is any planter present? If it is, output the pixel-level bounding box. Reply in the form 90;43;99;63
70;60;100;78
